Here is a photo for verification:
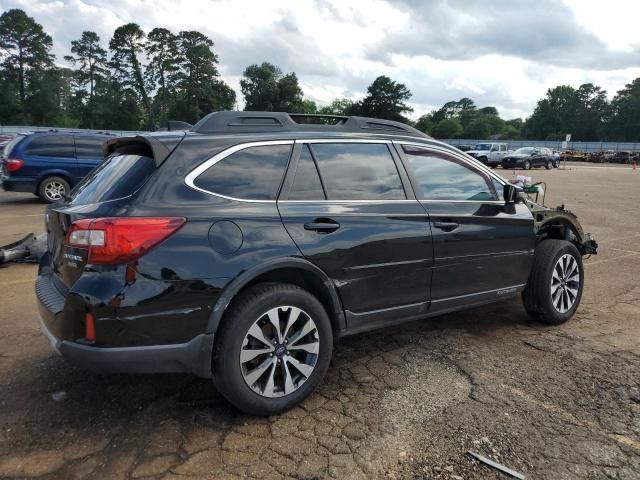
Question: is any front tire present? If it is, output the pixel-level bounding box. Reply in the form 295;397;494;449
522;240;584;325
38;176;69;203
213;283;333;416
545;160;553;169
523;160;531;170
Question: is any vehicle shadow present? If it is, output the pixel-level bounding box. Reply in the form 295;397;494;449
3;296;539;448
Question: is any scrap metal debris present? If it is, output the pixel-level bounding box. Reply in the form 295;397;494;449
468;450;525;479
0;233;47;265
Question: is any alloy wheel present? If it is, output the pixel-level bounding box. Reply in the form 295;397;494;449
550;253;580;313
44;181;66;201
239;306;320;398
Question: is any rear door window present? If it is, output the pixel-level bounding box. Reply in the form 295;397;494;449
23;135;75;157
68;154;155;205
75;136;107;158
309;143;405;200
193;144;292;200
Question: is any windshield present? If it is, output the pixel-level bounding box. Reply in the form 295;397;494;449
68;154;155;205
473;143;492;151
514;147;536;155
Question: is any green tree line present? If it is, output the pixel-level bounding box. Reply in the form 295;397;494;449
414;80;640;141
2;8;640;141
0;9;236;130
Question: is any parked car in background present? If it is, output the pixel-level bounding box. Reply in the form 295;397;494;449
455;144;473;152
603;150;617;162
465;142;509;167
501;147;555;170
608;151;637;164
561;149;587;162
35;111;597;415
1;131;113;203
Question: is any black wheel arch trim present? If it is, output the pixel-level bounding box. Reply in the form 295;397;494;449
206;257;346;335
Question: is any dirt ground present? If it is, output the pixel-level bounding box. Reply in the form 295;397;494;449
0;163;638;480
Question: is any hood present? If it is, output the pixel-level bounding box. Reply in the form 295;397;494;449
504;154;529;160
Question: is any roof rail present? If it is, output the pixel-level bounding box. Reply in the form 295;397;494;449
190;111;429;138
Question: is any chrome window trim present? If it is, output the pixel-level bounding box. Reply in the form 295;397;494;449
298;138;391;144
277;199;504;204
184;138;507;204
277;199;418;204
184;140;294;203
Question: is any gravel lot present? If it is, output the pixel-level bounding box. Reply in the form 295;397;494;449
0;163;638;480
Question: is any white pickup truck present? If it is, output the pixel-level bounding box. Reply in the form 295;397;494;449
465;142;510;167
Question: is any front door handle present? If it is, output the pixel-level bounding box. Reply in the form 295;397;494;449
304;218;340;233
433;221;460;232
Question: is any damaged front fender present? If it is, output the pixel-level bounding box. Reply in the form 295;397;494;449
524;198;598;255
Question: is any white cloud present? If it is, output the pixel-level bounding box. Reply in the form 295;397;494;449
2;0;640;120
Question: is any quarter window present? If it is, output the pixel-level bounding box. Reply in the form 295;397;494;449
310;143;405;200
402;146;497;201
288;145;325;200
194;144;292;200
23;135;75;157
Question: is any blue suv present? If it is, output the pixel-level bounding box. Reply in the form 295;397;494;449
1;132;112;203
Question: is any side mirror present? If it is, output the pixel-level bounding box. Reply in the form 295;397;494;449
504;183;523;204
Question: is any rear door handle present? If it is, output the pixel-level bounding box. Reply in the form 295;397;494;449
304;218;340;233
433;221;460;232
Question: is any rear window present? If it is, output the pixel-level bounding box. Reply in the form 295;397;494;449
193;144;292;200
23;135;75;157
68;154;155;205
3;135;23;158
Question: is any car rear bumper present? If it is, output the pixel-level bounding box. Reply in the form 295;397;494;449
35;272;214;378
501;161;523;169
2;176;36;193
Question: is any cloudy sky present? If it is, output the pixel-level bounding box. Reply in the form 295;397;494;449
2;0;640;120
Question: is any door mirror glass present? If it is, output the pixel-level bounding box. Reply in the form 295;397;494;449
503;183;522;204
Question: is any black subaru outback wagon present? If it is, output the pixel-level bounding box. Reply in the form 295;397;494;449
36;112;597;415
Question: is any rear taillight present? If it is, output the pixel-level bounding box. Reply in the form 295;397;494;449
4;158;24;172
85;312;96;342
65;217;186;265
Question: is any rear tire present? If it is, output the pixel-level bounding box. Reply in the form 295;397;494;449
545;160;553;169
522;240;584;325
213;283;333;416
524;160;531;170
38;176;69;203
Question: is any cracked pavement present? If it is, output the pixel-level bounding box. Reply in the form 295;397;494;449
0;163;638;479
